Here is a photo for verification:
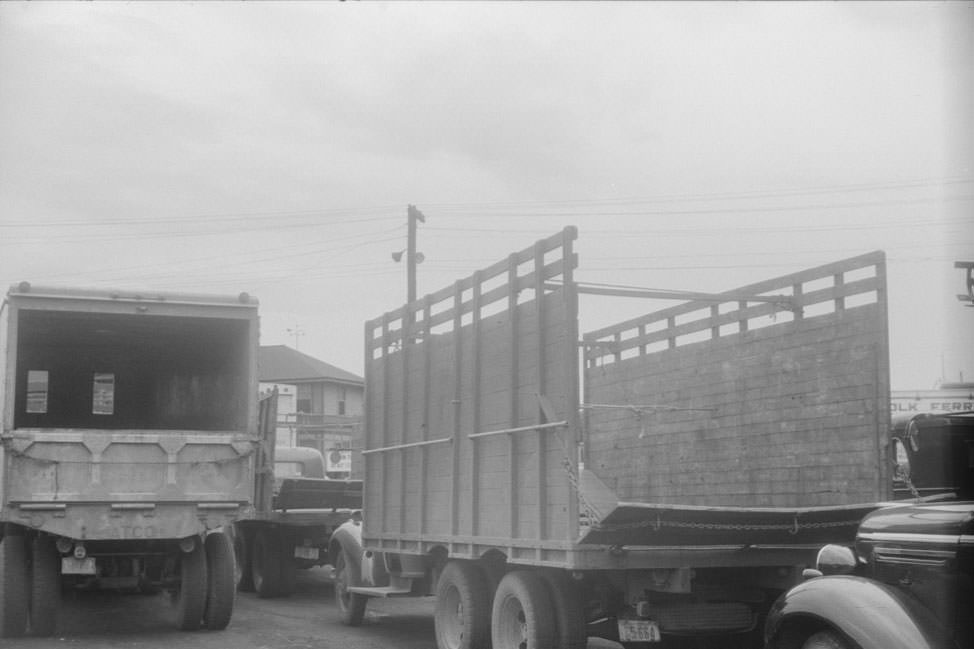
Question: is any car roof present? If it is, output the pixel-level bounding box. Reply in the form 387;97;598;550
890;411;974;432
274;446;325;462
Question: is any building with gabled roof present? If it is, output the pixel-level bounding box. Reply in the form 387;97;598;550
259;344;363;388
258;345;362;474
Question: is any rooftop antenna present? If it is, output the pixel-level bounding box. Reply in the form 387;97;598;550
287;324;305;351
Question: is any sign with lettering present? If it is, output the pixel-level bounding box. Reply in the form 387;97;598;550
891;392;974;414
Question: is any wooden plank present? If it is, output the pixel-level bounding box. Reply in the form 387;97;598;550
420;295;433;535
507;254;520;540
450;283;463;537
470;271;483;538
533;240;547;547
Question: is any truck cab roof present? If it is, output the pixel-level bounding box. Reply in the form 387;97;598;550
891;411;974;501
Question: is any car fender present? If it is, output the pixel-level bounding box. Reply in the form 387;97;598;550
765;575;944;649
328;520;391;588
329;520;364;581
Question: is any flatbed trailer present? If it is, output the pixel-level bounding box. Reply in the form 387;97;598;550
330;227;891;649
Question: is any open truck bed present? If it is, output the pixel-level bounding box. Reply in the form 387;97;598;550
340;227;891;648
0;283;259;636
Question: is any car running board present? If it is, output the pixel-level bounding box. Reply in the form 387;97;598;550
347;585;414;598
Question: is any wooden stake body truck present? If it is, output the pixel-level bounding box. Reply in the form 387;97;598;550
0;283;260;636
329;227;891;649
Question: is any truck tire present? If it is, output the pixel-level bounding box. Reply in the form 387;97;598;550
173;540;207;631
0;531;29;638
252;528;282;598
278;536;297;597
802;630;850;649
203;532;235;631
334;549;367;626
491;570;556;649
233;526;255;592
434;561;491;649
538;570;586;649
29;535;61;637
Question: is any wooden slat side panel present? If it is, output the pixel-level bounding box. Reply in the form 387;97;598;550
362;233;579;546
585;302;890;507
585;251;885;361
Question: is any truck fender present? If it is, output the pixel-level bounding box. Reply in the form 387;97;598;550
329;520;364;585
765;575;943;649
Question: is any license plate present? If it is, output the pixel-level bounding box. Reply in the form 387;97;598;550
618;619;661;642
62;557;96;575
293;546;319;561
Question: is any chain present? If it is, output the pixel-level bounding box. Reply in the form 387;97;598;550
551;429;603;527
890;453;921;501
593;514;863;535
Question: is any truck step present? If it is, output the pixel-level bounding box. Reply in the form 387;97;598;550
389;571;426;580
347;585;414;598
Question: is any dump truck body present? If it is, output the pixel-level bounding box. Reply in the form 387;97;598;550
0;283;259;636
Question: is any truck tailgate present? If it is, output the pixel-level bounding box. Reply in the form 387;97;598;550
273;477;362;511
5;429;254;503
578;501;880;547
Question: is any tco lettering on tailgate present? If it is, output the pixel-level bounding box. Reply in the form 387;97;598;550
113;525;157;539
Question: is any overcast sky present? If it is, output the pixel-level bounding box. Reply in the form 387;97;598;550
1;1;971;390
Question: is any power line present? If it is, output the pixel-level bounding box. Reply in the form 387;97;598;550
414;175;974;211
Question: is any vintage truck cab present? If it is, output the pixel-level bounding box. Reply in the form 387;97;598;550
764;411;974;649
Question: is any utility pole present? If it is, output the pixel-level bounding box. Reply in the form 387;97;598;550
406;204;426;305
392;205;426;339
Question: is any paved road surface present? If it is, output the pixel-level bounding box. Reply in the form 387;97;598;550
3;567;623;649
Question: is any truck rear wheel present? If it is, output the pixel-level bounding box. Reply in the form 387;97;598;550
29;535;61;637
233;526;255;592
252;528;282;598
802;630;851;649
173;540;207;631
434;561;491;649
278;536;297;597
538;571;586;649
334;549;367;626
0;531;29;638
203;532;235;630
491;570;556;649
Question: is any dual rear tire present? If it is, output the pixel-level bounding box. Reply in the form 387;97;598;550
173;531;236;631
250;528;296;598
434;561;491;649
0;531;28;638
432;563;586;649
0;531;61;638
29;535;61;637
203;532;236;630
